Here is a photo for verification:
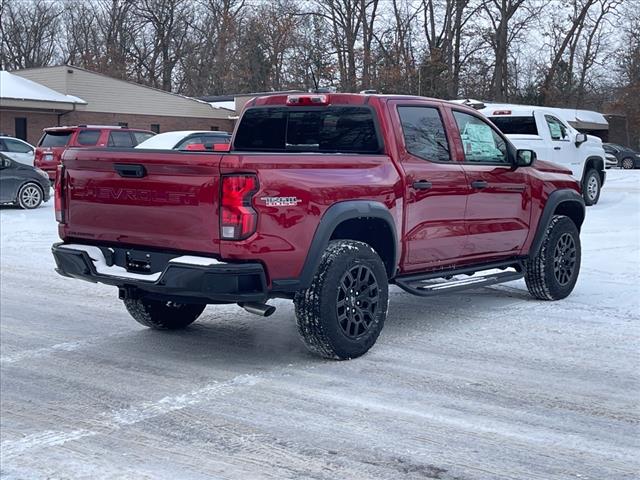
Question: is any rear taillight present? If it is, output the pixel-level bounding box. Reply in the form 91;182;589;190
220;175;258;240
54;164;65;223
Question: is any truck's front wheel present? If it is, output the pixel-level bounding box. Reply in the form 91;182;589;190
525;215;581;300
294;240;388;360
582;169;601;206
124;297;205;330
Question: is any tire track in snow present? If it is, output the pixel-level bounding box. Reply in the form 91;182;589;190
0;374;260;461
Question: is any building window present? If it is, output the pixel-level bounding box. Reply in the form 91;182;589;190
118;122;128;128
151;124;160;133
15;118;27;141
210;126;219;131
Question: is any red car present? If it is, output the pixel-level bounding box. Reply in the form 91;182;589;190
35;125;155;182
52;93;585;359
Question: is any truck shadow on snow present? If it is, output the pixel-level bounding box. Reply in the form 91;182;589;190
107;285;534;364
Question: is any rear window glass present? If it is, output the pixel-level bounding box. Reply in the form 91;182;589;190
234;107;381;153
108;131;134;147
77;130;101;146
39;131;72;147
132;131;155;145
489;116;538;135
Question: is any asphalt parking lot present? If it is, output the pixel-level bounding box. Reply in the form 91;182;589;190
1;170;639;480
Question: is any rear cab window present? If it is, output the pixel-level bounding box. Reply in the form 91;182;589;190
489;116;538;135
39;131;72;147
234;106;382;154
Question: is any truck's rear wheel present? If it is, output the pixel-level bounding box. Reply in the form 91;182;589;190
582;169;601;206
124;297;205;330
294;240;388;360
525;215;581;300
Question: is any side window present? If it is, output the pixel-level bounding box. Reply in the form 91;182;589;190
0;140;7;151
398;106;450;162
545;115;568;140
108;131;134;147
76;130;101;146
5;138;33;153
132;132;155;145
453;111;509;164
175;136;203;150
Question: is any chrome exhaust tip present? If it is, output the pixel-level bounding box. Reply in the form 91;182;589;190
239;302;276;317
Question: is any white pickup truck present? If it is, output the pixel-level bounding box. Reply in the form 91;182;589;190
480;105;606;205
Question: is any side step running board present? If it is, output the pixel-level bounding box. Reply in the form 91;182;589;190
394;260;524;297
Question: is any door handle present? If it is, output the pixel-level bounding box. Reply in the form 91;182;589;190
471;180;488;189
114;164;146;178
412;180;432;190
554;146;561;150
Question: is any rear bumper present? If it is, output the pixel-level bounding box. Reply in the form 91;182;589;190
52;243;268;303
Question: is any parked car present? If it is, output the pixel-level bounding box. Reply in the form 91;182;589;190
52;93;585;360
603;143;640;170
0;152;50;209
0;136;35;166
35;125;155;182
134;130;231;150
481;106;606;206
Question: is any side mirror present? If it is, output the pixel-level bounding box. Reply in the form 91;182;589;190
515;149;536;167
575;133;587;146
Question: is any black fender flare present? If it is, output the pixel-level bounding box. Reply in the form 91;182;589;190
582;155;605;184
529;189;585;257
271;200;398;293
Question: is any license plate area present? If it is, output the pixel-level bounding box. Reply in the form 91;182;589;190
43;154;53;161
126;250;153;273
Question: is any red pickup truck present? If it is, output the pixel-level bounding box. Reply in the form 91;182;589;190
52;93;585;359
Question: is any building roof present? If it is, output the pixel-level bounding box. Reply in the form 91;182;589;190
0;70;86;110
13;65;231;120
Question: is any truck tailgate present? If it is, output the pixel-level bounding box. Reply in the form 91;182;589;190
60;149;222;255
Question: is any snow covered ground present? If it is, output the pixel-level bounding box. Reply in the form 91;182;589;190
1;170;639;480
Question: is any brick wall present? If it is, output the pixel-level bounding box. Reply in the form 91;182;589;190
0;110;59;145
0;109;235;145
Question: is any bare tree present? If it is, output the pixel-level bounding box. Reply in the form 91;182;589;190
0;0;62;69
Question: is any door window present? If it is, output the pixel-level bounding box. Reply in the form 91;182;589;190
545;115;568;140
76;130;101;146
108;131;134;147
4;138;32;153
453;111;509;164
398;106;450;162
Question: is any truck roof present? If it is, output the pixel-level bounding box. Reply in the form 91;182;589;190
247;92;456;108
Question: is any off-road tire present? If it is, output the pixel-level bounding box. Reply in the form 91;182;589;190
17;182;43;209
294;240;389;360
124;297;205;330
582;169;601;206
525;215;581;301
622;157;635;170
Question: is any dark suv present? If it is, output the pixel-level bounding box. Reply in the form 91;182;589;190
35;125;155;182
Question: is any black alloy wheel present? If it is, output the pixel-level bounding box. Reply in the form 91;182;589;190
337;264;379;339
553;233;577;286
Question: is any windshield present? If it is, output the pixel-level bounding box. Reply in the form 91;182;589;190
489;116;538;135
39;131;72;147
234;106;381;153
